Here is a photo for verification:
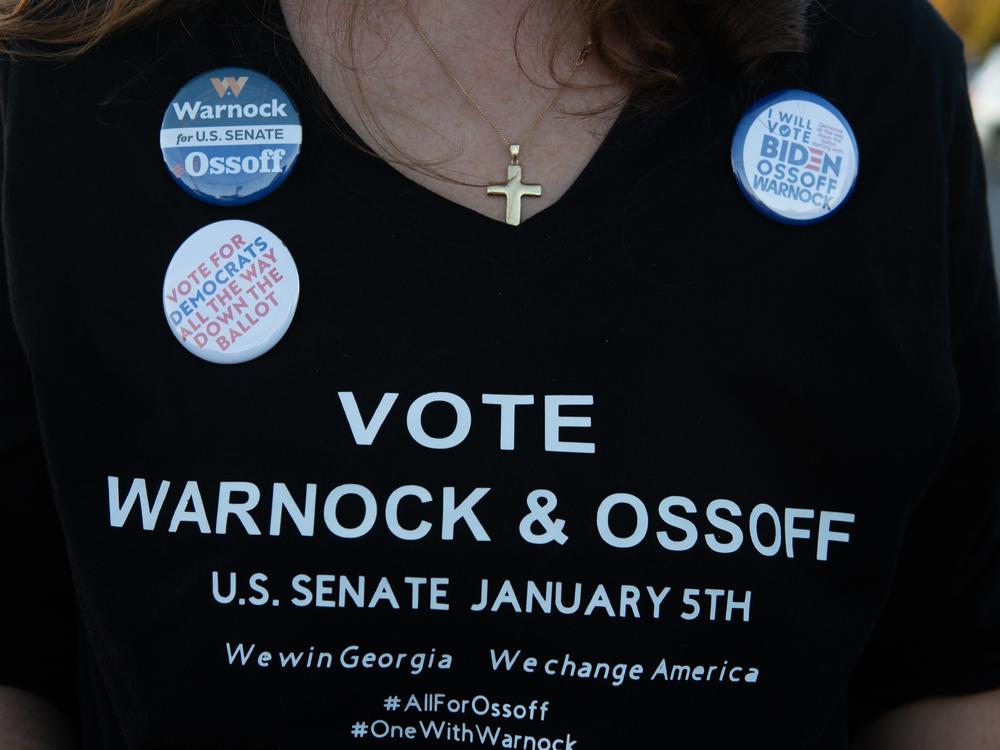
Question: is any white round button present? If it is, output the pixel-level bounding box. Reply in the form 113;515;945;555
163;220;300;364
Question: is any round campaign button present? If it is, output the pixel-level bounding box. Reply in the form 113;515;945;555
163;220;300;364
731;89;859;225
160;67;302;205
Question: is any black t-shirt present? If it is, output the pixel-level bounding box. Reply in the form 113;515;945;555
2;1;999;748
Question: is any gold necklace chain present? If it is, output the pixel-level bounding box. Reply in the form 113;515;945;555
397;0;592;153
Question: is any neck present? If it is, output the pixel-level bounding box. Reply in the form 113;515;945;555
283;0;585;82
278;0;628;224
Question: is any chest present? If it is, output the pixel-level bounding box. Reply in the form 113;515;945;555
2;50;967;747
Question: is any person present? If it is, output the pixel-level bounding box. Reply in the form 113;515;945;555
1;0;998;747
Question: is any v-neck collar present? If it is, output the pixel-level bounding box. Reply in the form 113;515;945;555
265;0;638;233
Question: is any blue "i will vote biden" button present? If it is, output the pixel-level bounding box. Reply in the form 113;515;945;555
160;67;302;206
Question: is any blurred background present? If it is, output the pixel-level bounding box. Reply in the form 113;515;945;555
933;0;1000;280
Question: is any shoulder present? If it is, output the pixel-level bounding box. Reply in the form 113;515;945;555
0;1;295;220
808;0;963;62
0;2;270;126
0;6;239;236
806;0;967;104
799;0;970;163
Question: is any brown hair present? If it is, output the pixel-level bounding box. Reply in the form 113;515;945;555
0;0;812;183
0;0;812;89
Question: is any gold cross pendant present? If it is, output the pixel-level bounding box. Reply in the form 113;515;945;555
487;144;542;227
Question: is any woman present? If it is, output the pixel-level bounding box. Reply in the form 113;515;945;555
1;0;998;747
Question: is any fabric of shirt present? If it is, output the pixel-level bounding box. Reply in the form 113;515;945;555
2;0;999;748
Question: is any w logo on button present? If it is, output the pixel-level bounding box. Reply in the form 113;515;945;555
209;75;249;98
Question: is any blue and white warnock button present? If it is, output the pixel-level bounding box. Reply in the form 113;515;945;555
160;67;303;206
731;89;859;225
